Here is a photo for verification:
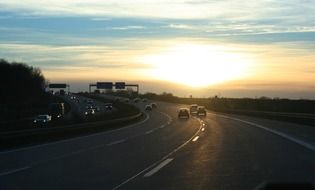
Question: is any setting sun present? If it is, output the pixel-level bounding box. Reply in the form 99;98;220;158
141;44;252;87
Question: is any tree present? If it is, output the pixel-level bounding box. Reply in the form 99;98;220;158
0;59;46;102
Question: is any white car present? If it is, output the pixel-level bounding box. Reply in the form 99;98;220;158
189;104;198;115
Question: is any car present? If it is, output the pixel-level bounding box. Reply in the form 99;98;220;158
145;104;152;111
142;98;147;102
151;103;157;108
48;103;64;119
178;108;190;119
124;98;130;103
197;106;207;116
33;114;52;126
133;98;140;103
189;104;198;115
86;105;93;109
86;99;94;104
104;103;113;110
85;108;95;116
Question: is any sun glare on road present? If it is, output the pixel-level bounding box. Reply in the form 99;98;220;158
141;44;252;87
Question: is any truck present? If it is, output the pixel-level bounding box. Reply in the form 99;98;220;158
48;103;65;119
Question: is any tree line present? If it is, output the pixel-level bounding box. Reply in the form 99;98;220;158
0;59;48;120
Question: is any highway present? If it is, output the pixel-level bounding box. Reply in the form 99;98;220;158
62;94;116;119
0;100;314;190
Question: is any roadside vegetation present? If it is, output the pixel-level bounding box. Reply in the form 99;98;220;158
0;59;71;131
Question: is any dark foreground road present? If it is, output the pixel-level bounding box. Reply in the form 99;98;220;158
0;101;314;190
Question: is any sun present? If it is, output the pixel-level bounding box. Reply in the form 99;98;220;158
140;44;252;87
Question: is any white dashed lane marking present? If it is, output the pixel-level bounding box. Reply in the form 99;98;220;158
144;158;174;177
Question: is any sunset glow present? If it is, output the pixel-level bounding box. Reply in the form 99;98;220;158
140;44;252;87
1;0;315;98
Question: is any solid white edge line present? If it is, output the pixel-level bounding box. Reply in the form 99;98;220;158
143;158;173;177
0;166;31;177
211;112;315;152
145;130;154;134
106;139;126;146
192;136;199;142
0;111;172;177
157;111;172;123
0;113;150;155
112;117;203;190
159;125;165;129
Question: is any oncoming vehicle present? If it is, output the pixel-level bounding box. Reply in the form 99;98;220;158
133;98;140;103
33;114;52;126
86;99;94;104
197;106;207;116
48;103;64;119
178;108;190;119
85;109;95;116
145;104;152;111
189;104;198;115
104;103;113;110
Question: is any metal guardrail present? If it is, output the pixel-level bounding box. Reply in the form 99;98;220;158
0;112;143;139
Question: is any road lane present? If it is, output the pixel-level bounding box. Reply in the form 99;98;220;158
123;109;315;190
0;102;201;190
0;101;314;190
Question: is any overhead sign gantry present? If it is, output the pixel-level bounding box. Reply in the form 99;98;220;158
48;83;70;93
89;82;139;94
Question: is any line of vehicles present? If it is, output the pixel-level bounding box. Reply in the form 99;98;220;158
33;103;65;126
145;102;157;111
178;104;207;119
33;94;207;126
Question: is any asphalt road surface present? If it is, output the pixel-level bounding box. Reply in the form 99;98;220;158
0;101;314;190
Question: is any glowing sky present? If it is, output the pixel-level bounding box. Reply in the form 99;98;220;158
0;0;315;98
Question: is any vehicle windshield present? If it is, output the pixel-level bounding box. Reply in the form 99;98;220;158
1;1;315;190
37;115;47;119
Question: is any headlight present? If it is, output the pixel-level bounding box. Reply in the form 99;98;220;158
85;112;88;115
33;120;37;123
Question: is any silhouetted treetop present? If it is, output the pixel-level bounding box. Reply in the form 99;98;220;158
0;59;46;102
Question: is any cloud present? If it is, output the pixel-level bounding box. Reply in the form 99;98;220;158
110;26;145;30
0;0;313;21
166;24;195;29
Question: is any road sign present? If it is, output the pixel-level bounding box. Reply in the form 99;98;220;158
96;82;113;89
115;82;125;89
49;83;67;88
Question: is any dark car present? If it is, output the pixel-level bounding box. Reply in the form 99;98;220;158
145;104;152;111
197;106;207;116
85;108;95;116
33;114;52;126
104;103;113;110
133;98;140;103
178;108;190;119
